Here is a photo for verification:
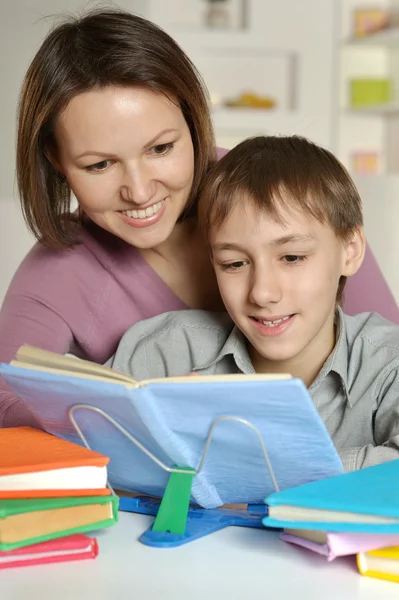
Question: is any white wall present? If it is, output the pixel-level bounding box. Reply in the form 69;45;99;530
0;0;115;304
355;175;399;302
0;0;339;305
1;1;398;308
124;0;339;151
0;199;35;302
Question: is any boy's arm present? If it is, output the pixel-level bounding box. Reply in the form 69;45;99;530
105;310;232;380
339;366;399;471
340;444;399;472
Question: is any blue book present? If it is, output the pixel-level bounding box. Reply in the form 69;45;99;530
263;459;399;533
0;345;343;509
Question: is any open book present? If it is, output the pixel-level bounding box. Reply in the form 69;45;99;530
0;345;344;508
9;345;292;386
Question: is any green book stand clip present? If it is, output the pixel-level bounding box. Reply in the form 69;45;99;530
152;467;196;535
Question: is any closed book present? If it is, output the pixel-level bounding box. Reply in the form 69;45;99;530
0;494;118;551
0;534;98;569
281;529;399;561
0;427;110;498
357;546;399;582
263;459;399;533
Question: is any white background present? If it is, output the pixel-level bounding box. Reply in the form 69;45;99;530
0;0;398;304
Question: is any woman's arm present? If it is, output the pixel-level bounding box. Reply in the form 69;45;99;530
0;292;74;427
0;244;87;428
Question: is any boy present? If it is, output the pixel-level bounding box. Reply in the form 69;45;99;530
107;135;399;472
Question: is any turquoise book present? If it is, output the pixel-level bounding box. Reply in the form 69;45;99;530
263;459;399;533
0;345;344;509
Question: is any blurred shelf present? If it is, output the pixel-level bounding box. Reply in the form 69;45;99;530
345;28;399;47
211;108;305;133
346;101;399;116
172;30;289;52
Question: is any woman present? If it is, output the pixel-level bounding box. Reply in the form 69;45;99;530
0;8;397;428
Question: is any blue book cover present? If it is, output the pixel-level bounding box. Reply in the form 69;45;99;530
263;459;399;533
0;356;343;508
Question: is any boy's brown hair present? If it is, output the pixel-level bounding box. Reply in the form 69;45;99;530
198;135;363;304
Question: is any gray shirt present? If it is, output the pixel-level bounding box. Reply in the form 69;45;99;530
107;308;399;472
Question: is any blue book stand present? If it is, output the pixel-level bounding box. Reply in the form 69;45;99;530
119;496;267;548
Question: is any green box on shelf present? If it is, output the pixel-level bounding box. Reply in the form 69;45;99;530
350;78;391;107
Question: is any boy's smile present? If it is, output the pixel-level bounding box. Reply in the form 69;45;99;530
210;199;363;385
250;313;296;336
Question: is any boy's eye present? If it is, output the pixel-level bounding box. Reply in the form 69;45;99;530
86;160;113;172
283;255;306;264
221;260;248;271
151;143;174;155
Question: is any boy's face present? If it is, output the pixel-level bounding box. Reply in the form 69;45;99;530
210;198;364;376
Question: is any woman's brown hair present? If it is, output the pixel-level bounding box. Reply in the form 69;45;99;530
17;8;216;248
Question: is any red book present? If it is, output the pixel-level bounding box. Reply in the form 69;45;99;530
0;534;98;569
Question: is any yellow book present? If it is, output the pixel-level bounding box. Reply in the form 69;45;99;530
357;546;399;583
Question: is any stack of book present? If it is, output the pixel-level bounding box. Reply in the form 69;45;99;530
0;427;118;569
262;459;399;583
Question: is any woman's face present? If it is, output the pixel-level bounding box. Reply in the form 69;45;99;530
52;86;195;249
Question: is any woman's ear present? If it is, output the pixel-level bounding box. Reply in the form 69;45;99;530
45;142;64;175
341;227;366;277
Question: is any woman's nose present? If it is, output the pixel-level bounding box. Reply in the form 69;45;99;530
120;164;155;205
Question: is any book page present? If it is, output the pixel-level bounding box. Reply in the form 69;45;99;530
140;373;292;386
13;346;136;385
12;345;292;387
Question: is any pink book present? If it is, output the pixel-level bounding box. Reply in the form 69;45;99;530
0;534;98;569
280;529;399;561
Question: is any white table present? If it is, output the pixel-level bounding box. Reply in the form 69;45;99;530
2;512;398;600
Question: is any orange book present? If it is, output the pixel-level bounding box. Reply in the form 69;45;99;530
0;427;110;498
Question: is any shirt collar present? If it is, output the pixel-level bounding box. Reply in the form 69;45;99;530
311;307;351;405
192;325;255;374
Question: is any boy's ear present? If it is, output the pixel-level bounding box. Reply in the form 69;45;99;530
341;227;366;277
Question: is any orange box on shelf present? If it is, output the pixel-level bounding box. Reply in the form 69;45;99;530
353;8;388;37
352;152;379;175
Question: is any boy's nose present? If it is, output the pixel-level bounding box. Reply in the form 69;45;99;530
249;268;283;307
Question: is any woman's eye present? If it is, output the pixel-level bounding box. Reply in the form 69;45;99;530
86;160;112;172
151;143;174;155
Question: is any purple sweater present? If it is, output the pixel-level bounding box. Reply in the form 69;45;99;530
0;221;397;428
0;223;186;427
